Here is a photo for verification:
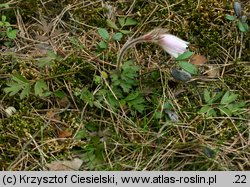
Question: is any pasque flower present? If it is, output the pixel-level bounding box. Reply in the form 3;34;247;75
157;34;189;58
117;28;189;70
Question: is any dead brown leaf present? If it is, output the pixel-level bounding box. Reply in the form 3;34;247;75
58;129;72;138
46;158;83;171
190;54;208;66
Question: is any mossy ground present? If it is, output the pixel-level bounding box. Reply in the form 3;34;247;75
0;0;249;170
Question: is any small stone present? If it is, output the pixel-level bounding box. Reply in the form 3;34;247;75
234;1;242;18
5;106;16;117
171;68;192;82
165;110;179;122
203;147;215;158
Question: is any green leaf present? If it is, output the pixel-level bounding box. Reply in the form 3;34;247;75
178;61;198;75
118;17;125;27
122;60;140;72
225;14;236;21
43;91;52;97
228;102;246;112
38;57;54;67
12;74;29;83
203;89;211;103
111;61;139;93
220;91;238;105
4;74;31;99
112;32;123;41
92;100;101;109
75;129;87;140
3;41;12;47
6;28;17;39
220;91;230;104
85;122;98;132
98;28;109;40
106;19;119;30
54;90;66;98
1;15;6;22
218;106;232;117
20;84;31;99
199;105;211;114
98;41;108;49
119;81;133;93
176;51;193;61
47;50;58;58
105;89;120;108
4;22;10;27
124;17;137;26
237;21;249;32
80;88;94;107
93;75;102;84
34;80;48;97
118;17;137;27
125;92;145;113
120;30;131;34
226;102;246;116
209;91;224;104
154;111;162;119
37;51;57;67
163;101;174;110
4;83;23;96
207;109;217;117
125;92;140;101
132;103;145;113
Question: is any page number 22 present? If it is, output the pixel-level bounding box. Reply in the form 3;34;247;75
234;175;246;183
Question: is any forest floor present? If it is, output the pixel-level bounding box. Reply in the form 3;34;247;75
0;0;249;170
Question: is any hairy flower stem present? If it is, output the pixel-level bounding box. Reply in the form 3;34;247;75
116;36;145;71
116;28;167;71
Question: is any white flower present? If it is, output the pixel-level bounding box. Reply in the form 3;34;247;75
158;34;189;58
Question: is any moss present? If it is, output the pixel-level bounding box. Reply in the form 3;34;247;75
0;108;82;170
57;56;96;85
0;114;46;169
224;64;250;95
17;0;40;21
73;7;107;28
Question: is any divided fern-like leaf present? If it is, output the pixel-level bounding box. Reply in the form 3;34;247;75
125;91;146;113
34;80;49;97
111;61;139;93
4;74;31;99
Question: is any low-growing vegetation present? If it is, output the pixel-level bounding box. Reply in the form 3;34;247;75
0;0;249;170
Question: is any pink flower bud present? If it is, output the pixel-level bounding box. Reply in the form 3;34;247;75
158;34;189;58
